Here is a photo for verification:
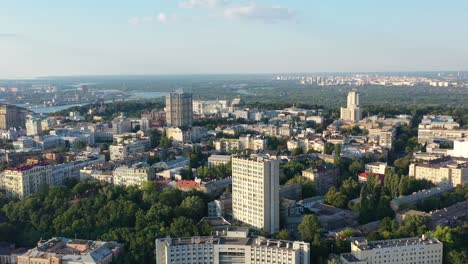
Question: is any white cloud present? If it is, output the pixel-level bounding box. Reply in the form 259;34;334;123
224;4;294;22
179;0;227;9
128;13;177;25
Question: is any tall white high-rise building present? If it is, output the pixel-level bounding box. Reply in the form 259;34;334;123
232;156;280;234
165;91;193;127
340;90;362;122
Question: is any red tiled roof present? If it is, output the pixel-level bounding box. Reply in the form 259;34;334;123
176;180;200;189
9;161;49;172
358;172;385;184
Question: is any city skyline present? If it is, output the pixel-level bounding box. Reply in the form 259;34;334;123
2;0;468;79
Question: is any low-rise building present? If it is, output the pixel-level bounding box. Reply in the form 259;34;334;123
340;235;443;264
207;155;231;168
409;156;468;186
155;227;310;264
113;162;154;187
301;164;338;195
390;185;454;212
17;237;123;264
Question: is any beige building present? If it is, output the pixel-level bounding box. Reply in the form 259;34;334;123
165;91;193;127
239;134;267;152
340;90;362;123
113;162;154;187
0;104;26;129
207;155;231;168
232;156;279;234
417;128;467;144
215;139;240;153
340;235;443;264
155;227;310;264
301;165;338;195
409;157;468;186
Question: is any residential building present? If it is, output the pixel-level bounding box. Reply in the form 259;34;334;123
109;138;149;161
390;185;453;212
340;90;362;122
17;237;123;264
0;104;26;129
113;162;154;187
207;155;231;168
166;91;193;127
419;115;460;129
215;139;240;153
155;227;310;264
111;113;132;134
451;139;468;158
340;235;443;264
301;164;338;195
239;134;267;152
409;156;468;186
232;156;280;234
417;128;467;144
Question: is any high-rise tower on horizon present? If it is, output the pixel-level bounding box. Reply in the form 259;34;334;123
340;89;362;122
165;90;193;127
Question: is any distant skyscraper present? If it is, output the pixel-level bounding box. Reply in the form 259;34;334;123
0;104;26;129
165;91;193;127
232;156;280;234
340;89;362;122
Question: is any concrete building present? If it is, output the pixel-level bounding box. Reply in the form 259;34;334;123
390;185;453;212
419;115;460;130
340;235;443;264
232;156;280;234
207;155;231;168
451;139;468;158
409;156;468;186
364;162;390;175
166;91;193;127
0;104;26;129
155;227;310;264
215;139;240;154
340;90;362;123
17;237;123;264
417;128;467;145
25;116;43;136
109;139;149;161
301;165;338;195
113;162;154;187
239;134;267;152
2;155;104;199
111;113;132;135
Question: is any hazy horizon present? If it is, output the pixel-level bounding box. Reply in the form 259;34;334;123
2;0;468;79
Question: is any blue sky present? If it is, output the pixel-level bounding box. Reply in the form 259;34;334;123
1;0;467;78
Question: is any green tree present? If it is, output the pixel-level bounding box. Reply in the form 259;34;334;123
298;214;322;245
325;187;347;208
169;217;199;237
276;230;291;240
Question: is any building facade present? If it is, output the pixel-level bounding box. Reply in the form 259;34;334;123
409;157;468;186
113;162;154;187
0;104;26;130
155;228;310;264
232;156;279;234
340;235;443;264
165;91;193;127
340;90;362;123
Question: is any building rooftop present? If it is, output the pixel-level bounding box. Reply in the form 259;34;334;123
352;235;441;251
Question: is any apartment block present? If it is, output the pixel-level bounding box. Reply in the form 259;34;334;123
340;90;362;123
166;91;193;127
207;155;231;168
155;227;310;264
340;235;443;264
232;156;279;234
409;156;468;186
113;162;154;187
301;165;338;195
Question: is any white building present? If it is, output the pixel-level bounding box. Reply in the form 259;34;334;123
232;156;279;234
156;227;310;264
340;235;443;264
207;155;231;168
340;90;362;123
451;139;468;158
113;162;154;187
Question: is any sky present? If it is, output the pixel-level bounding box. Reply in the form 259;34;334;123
1;0;467;78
